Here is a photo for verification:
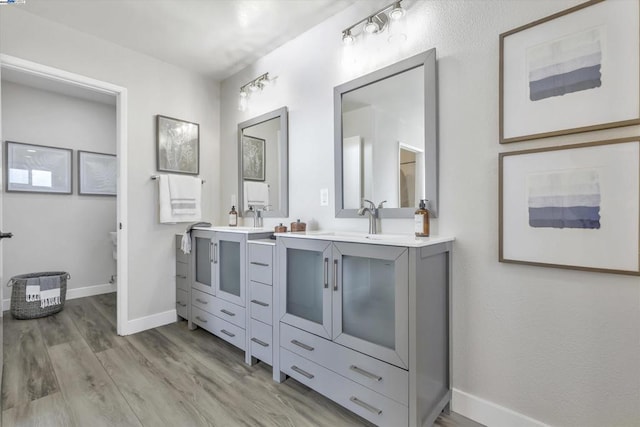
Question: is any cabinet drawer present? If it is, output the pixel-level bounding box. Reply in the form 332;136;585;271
280;323;408;405
192;307;246;350
280;348;407;426
175;235;190;264
176;261;189;291
250;319;272;365
248;244;273;285
249;281;272;325
214;297;246;329
176;289;188;319
192;288;215;314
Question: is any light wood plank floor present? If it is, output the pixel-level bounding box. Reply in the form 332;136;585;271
2;293;483;427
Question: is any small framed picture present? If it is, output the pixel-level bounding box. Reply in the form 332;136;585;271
78;151;116;196
499;137;640;275
242;135;265;181
500;0;640;143
156;115;199;175
5;141;72;194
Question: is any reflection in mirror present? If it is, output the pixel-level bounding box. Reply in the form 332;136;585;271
335;49;437;218
238;107;288;218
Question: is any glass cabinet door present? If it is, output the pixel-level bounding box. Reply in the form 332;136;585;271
332;242;409;369
192;231;214;295
278;238;332;339
215;232;245;306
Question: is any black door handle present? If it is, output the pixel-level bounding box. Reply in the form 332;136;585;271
0;232;13;239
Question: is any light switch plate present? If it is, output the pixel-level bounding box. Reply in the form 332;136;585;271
320;188;329;206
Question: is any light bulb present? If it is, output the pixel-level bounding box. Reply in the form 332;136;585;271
364;17;379;34
342;30;354;45
249;83;260;92
389;2;405;20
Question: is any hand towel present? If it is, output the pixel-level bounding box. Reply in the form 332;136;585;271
158;175;202;224
26;277;40;302
39;275;61;308
244;181;270;212
180;231;192;254
168;175;198;215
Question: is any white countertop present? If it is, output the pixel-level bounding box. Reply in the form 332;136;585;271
274;231;454;248
192;226;273;234
248;238;277;246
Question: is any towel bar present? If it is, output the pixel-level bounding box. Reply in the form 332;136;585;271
151;175;205;184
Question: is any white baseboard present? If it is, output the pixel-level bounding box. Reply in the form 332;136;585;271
2;282;116;312
121;309;177;336
452;388;549;427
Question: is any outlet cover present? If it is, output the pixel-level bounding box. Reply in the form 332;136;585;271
320;188;329;206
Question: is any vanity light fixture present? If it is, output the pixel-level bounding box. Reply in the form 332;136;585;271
238;72;270;111
341;0;406;45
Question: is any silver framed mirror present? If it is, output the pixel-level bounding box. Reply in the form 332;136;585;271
334;49;438;218
237;106;288;217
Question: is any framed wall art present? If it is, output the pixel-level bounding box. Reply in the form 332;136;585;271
5;141;72;194
499;0;640;143
156;115;199;175
499;137;640;275
78;151;116;196
242;135;265;181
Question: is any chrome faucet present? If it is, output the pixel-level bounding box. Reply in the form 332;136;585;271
357;199;386;234
247;206;263;228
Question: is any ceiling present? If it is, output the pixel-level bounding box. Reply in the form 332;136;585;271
16;0;359;81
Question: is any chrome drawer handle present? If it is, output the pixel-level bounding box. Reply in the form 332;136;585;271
195;298;208;305
177;302;187;307
251;337;269;347
291;365;314;379
220;309;235;317
176;275;187;279
349;396;382;415
349;365;382;382
250;261;269;267
291;339;314;351
195;316;207;323
323;257;328;289
333;259;338;291
251;299;269;307
220;329;235;337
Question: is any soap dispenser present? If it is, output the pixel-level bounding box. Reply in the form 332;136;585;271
229;206;238;227
415;199;430;237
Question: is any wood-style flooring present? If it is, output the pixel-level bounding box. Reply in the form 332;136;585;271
2;293;482;427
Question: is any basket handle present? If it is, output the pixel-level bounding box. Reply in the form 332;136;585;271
66;273;71;280
6;278;14;288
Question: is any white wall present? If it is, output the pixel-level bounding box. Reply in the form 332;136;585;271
2;81;116;290
0;7;220;322
220;1;640;426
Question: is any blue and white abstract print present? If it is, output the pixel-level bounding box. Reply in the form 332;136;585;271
527;28;603;101
527;169;601;229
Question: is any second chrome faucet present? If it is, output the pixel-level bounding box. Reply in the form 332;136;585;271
357;199;386;234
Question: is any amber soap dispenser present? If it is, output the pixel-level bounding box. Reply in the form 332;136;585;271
415;199;430;237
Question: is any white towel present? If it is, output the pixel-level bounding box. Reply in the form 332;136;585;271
39;275;61;308
244;182;270;212
169;175;198;215
180;231;191;254
159;175;202;224
26;277;40;302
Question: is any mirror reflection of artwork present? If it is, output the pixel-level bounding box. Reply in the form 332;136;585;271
156;115;199;175
242;135;265;181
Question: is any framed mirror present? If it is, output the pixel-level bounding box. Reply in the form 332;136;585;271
334;49;438;218
238;106;288;217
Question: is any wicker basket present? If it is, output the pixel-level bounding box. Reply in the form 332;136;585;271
8;272;69;319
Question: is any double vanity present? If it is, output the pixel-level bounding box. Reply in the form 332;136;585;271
175;226;453;427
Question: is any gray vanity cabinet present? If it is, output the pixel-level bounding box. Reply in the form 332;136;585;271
175;234;191;320
247;241;275;365
276;236;452;427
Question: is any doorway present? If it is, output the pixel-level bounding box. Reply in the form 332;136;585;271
0;55;128;335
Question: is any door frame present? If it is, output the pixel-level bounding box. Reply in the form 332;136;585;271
0;54;129;335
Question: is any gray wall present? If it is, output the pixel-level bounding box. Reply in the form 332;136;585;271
0;7;220;321
1;81;116;290
219;1;640;426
